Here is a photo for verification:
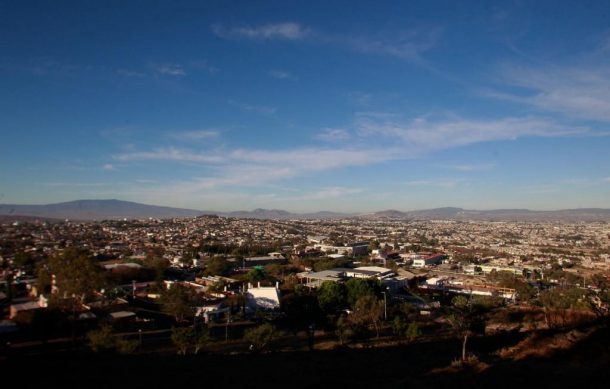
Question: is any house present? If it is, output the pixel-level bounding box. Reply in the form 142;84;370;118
413;254;445;268
9;295;48;319
245;283;281;311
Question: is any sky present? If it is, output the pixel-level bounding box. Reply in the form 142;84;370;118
1;0;610;212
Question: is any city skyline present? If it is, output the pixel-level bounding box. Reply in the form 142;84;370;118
1;1;610;212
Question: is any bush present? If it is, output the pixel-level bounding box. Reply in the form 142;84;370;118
87;325;137;354
87;325;115;353
244;323;277;352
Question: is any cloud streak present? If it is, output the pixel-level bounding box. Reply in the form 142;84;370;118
269;69;297;80
314;128;351;142
112;114;592;192
170;130;220;141
356;114;587;151
489;65;610;122
341;27;442;62
212;22;310;40
113;147;224;164
153;63;186;76
213;21;440;64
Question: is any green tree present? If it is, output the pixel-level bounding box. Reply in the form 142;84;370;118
170;327;193;355
281;291;322;330
208;279;227;293
87;325;115;353
48;248;104;304
115;337;138;354
539;287;587;328
350;295;384;337
586;274;610;326
169;326;211;355
193;326;211;354
317;282;345;314
335;314;353;345
345;278;379;308
391;316;407;338
493;271;536;303
204;257;233;277
448;295;486;362
244;323;277;352
161;283;195;322
14;251;36;270
405;322;421;343
246;267;267;284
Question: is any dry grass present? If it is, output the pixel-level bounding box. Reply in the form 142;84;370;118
495;327;594;361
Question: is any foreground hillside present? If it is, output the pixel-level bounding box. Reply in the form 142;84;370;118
4;324;610;389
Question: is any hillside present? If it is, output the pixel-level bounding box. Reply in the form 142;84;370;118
0;200;206;221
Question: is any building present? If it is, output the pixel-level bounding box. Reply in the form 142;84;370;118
245;283;281;311
412;254;445;268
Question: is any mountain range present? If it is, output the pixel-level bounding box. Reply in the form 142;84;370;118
1;200;610;222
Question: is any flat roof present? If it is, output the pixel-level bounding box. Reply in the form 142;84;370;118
301;269;345;281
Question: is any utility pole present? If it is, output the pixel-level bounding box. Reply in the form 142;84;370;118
382;291;387;320
225;310;230;342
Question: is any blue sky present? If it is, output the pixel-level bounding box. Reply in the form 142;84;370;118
1;0;610;212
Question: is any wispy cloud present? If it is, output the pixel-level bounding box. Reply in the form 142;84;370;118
229;100;277;115
269;69;297;80
315;128;351;142
341;27;442;62
356;114;587;151
170;130;220;141
188;59;219;74
440;163;495;172
43;182;109;187
212;22;310;40
113;113;591;191
213;22;440;64
488;65;610;122
406;179;463;188
297;186;362;200
153;63;186;76
113;147;224;164
101;164;116;171
116;69;146;78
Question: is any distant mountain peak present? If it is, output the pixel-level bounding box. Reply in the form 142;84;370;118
1;200;610;222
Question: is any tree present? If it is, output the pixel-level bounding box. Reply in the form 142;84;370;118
161;283;195;322
171;327;192;355
539;287;587;329
204;257;233;277
335;314;353;345
244;323;277;352
350;295;384;337
586;274;610;325
246;267;267;284
208;279;227;294
88;324;138;355
47;248;104;304
492;271;536;303
87;325;116;353
448;295;486;362
391;316;407;338
14;251;36;271
345;278;379;308
170;326;211;355
281;291;322;330
193;326;211;354
317;282;345;314
405;322;421;343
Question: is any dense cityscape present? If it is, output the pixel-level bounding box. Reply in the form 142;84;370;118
2;213;609;370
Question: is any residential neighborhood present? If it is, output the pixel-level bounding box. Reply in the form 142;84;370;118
1;214;609;364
